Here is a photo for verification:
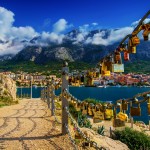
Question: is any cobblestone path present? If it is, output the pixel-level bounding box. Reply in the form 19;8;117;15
0;99;73;150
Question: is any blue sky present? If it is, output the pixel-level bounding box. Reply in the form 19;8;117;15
0;0;149;55
1;0;150;32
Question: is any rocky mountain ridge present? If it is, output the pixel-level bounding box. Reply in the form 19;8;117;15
1;29;150;64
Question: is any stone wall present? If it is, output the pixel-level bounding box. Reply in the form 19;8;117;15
0;74;16;101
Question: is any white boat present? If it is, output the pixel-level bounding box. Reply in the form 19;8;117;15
97;85;104;88
33;85;37;88
97;85;107;88
104;85;107;88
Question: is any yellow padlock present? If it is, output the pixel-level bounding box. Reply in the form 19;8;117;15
117;112;128;121
131;36;140;46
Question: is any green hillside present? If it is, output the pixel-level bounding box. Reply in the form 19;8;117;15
0;60;149;76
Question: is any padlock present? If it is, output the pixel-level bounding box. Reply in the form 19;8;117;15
95;104;102;112
93;111;104;121
131;36;140;46
76;102;81;111
102;70;110;76
130;106;141;116
115;52;121;62
101;61;111;76
122;102;128;110
142;24;150;41
111;64;124;73
128;36;139;54
117;112;128;121
124;51;129;61
143;30;150;41
105;109;113;119
82;102;88;115
128;46;136;54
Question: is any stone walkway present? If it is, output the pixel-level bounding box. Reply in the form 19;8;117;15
0;99;74;150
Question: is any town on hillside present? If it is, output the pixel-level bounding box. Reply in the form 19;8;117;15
1;71;150;87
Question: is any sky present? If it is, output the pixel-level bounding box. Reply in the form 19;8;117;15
0;0;150;55
1;0;150;32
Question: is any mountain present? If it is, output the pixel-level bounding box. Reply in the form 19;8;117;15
1;29;150;65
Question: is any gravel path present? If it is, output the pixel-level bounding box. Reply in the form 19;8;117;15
0;99;74;150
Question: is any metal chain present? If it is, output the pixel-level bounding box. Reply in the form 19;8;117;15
65;107;108;150
65;124;78;150
63;90;81;103
53;102;61;124
42;84;107;150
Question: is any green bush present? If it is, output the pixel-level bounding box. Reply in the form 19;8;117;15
69;103;92;129
69;103;79;119
114;127;150;150
97;125;105;136
84;98;104;105
77;112;92;128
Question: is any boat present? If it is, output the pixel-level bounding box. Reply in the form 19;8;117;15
97;85;107;88
97;85;104;88
33;85;38;88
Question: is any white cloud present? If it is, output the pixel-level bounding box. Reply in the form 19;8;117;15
41;32;64;44
53;19;73;33
73;33;85;44
10;26;38;40
85;31;108;45
0;6;149;56
86;27;134;46
0;7;14;40
0;41;25;55
131;18;150;27
0;7;39;55
92;22;98;26
107;27;133;45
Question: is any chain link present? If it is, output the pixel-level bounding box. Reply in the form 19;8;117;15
65;107;108;150
65;124;78;150
53;102;62;124
41;83;107;150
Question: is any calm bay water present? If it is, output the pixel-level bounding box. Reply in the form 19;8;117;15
17;86;150;124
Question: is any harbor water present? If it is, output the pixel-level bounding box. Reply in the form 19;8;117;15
17;86;150;124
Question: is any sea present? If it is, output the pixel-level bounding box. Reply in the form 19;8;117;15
17;86;150;124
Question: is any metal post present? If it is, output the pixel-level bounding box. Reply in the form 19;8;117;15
43;87;45;102
110;126;113;138
62;62;69;135
30;76;34;99
131;117;133;128
47;84;50;109
129;101;132;119
120;100;123;112
130;100;133;128
45;87;47;102
51;79;55;116
149;120;150;131
21;86;22;99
